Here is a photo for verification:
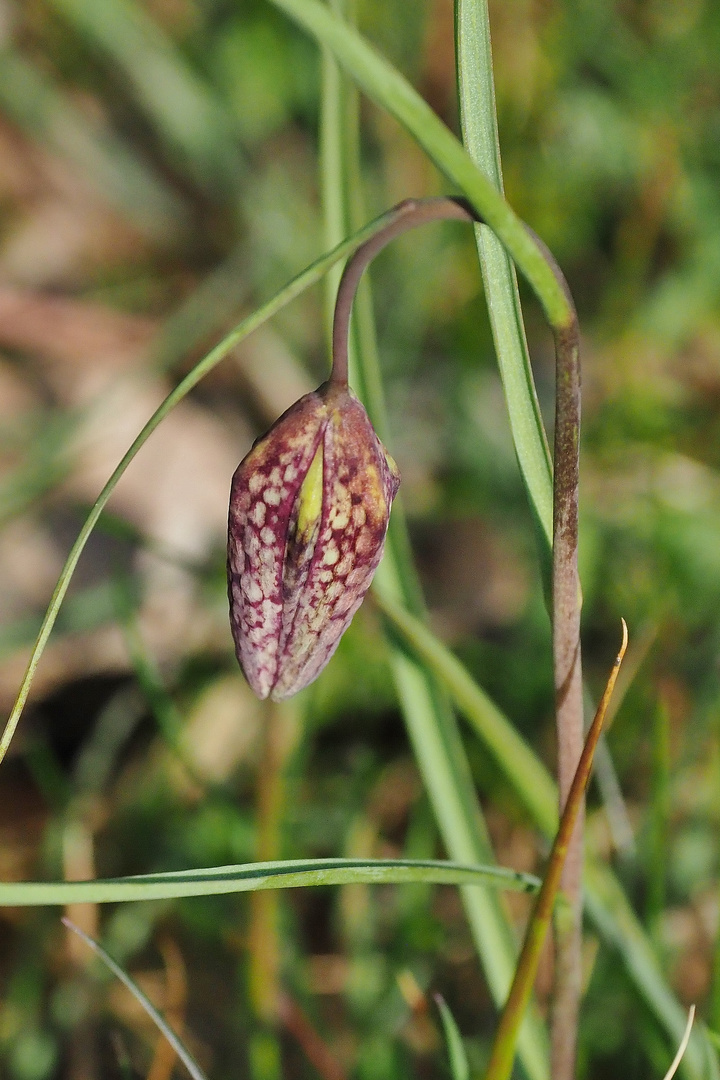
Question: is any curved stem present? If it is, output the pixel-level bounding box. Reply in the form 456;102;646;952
331;195;583;1067
331;197;474;386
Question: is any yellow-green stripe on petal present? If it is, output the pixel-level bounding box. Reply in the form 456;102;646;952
296;442;324;542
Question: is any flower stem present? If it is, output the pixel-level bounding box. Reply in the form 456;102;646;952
330;197;473;386
331;196;584;1073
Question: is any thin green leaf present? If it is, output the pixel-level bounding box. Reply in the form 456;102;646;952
455;0;553;550
375;591;557;835
381;651;550;1080
0;858;539;906
63;919;208;1080
435;994;470;1080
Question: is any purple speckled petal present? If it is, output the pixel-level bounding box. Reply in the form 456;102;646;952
227;390;327;699
270;384;400;700
228;382;400;701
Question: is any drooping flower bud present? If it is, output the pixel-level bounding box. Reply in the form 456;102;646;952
228;381;400;700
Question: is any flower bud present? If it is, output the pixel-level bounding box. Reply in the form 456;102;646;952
228;381;400;700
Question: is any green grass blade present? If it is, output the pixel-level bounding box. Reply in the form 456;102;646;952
0;858;539;906
376;591;557;835
63;919;208;1080
455;0;553;549
0;208;418;767
435;994;470;1080
267;0;572;332
385;653;550;1076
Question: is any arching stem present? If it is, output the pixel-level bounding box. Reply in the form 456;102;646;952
330;198;474;387
332;195;583;1069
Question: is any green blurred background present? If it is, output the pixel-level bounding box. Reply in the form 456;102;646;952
0;0;719;1077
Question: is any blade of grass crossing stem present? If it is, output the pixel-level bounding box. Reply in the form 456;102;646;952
455;0;553;552
483;621;628;1080
0;211;427;767
435;995;470;1080
63;918;208;1080
319;23;549;1080
0;859;540;906
383;651;549;1080
266;0;574;354
376;594;707;1080
374;591;558;835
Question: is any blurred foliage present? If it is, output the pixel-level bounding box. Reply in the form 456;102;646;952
0;0;719;1078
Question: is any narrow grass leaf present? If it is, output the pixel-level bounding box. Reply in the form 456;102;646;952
455;0;553;550
0;858;540;906
375;591;557;835
435;994;470;1080
63;918;207;1080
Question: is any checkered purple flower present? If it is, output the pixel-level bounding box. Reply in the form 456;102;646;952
228;381;400;700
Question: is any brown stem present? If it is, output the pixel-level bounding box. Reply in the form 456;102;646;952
330;198;474;386
331;197;583;1072
483;622;627;1080
278;993;349;1080
545;245;583;1080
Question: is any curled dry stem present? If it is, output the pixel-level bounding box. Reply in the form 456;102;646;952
483;621;628;1080
662;1007;696;1080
